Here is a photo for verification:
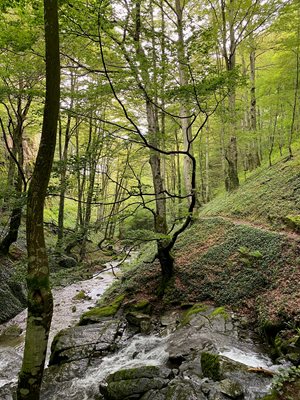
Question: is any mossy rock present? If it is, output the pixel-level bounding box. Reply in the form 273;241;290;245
125;312;151;333
79;294;124;325
219;378;244;399
73;290;91;301
124;299;152;315
181;303;208;326
210;306;229;320
201;352;221;381
100;366;172;400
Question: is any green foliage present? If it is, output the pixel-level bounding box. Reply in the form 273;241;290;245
201;155;300;229
79;294;125;325
201;352;221;381
272;366;300;395
181;303;208;326
210;306;229;320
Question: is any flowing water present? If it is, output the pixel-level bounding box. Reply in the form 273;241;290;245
0;255;286;399
43;334;170;400
0;259;121;388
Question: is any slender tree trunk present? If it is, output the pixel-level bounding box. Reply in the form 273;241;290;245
175;0;194;202
0;96;31;254
288;17;300;158
17;1;60;398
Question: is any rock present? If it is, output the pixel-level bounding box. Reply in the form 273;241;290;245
100;366;173;400
219;378;244;399
124;299;152;315
49;319;125;365
165;377;206;400
201;352;221;381
126;312;152;333
80;295;125;325
140;389;166;400
0;382;16;400
0;261;27;323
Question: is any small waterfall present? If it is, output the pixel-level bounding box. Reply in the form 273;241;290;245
42;334;169;400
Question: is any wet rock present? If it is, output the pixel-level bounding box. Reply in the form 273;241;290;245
0;262;27;323
0;382;16;400
219;378;244;399
100;366;173;400
140;389;166;400
49;319;124;365
0;348;22;386
126;312;152;333
165;377;206;400
201;352;221;381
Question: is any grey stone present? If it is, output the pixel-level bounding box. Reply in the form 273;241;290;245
219;378;244;398
126;312;151;333
49;319;123;365
165;378;206;400
100;366;172;400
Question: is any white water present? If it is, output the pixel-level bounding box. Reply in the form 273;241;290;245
0;260;120;388
219;348;276;370
60;334;169;400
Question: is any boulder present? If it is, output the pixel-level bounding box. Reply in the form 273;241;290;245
0;260;27;323
165;378;206;400
100;366;173;400
219;378;244;399
49;319;125;365
126;312;152;333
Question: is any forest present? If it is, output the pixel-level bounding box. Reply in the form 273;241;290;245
0;0;300;399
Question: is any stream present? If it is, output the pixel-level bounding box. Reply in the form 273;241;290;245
0;255;287;400
0;259;121;388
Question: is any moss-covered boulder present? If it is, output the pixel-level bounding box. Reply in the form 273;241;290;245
125;312;152;333
219;378;244;399
124;299;152;315
79;294;124;325
201;352;221;381
100;366;173;400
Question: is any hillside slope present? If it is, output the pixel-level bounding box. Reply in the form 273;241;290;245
201;153;300;231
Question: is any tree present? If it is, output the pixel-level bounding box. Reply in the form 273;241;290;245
17;0;60;398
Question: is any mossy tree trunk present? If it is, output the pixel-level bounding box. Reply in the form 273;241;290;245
17;0;60;399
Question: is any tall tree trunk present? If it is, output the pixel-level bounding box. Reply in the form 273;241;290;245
221;0;239;191
288;15;300;158
175;0;194;202
17;1;60;398
57;73;76;246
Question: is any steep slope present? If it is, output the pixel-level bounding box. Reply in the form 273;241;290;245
201;153;300;232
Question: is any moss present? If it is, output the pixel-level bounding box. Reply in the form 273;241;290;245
80;294;125;325
210;306;229;320
259;393;279;400
181;303;208;326
285;215;300;233
201;352;221;381
124;299;152;314
73;290;89;301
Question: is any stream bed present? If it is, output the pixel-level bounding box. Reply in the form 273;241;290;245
0;258;287;400
0;260;120;388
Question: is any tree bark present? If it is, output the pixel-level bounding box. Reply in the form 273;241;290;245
17;0;60;398
175;0;194;202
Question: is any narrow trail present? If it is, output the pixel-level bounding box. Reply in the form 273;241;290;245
200;214;300;242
